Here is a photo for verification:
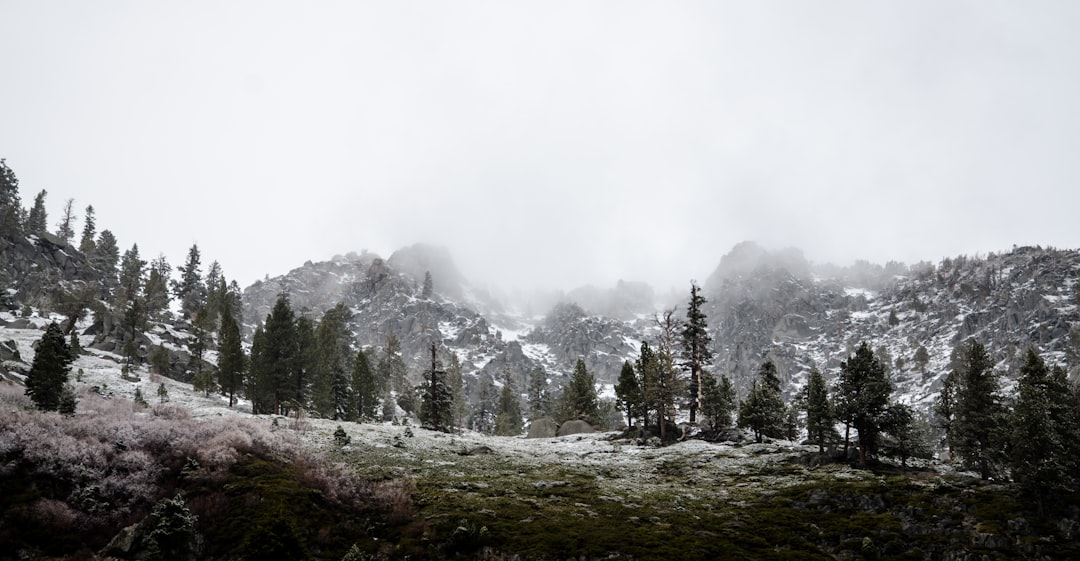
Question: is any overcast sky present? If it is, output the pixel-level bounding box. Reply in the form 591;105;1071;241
2;1;1079;293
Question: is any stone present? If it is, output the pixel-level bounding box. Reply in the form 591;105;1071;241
556;419;595;437
526;417;558;439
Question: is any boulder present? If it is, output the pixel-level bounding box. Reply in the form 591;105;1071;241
526;417;558;439
556;419;595;437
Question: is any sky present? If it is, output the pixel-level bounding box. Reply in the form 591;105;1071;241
2;1;1079;294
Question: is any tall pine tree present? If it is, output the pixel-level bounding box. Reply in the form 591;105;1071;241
217;304;245;408
351;348;378;422
680;282;712;424
835;342;893;466
951;339;1007;480
25;323;74;412
804;368;836;453
419;342;454;432
494;370;523;436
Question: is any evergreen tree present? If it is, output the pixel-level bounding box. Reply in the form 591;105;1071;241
202;260;224;328
26;190;47;235
494;370;523;436
835;342;893;466
93;229;120;280
172;244;206;320
447;352;467;428
143;255;172;319
804;368;836;453
217;305;245;408
310;303;353;419
558;358;599;425
116;244;147;364
472;372;497;434
157;383;169;403
293;314;316;412
192;362;217;397
0;158;22;236
418;342;454;432
700;372;736;432
150;343;170;375
636;341;659;434
351;348;378;421
525;365;551;420
78;204;96;255
377;334;408;395
56;198;76;243
257;293;301;415
421;271;433;299
738;360;786;443
25;322;74;411
680;282;712;424
951;339;1007;480
880;404;932;469
914;345;930;378
1009;349;1079;515
652;309;683;440
933;371;957;462
247;325;269;413
614;360;643;428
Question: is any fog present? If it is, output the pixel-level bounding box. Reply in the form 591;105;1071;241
2;2;1079;294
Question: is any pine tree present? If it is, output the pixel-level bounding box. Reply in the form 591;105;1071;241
614;360;643;428
526;365;551;420
192;363;217;397
248;325;270;413
172;244;205;320
26;190;47;235
652;309;683;440
880;404;932;469
700;372;736;432
377;334;408;396
56;198;76;243
419;343;454;432
738;360;786;443
0;158;22;236
636;341;659;434
293;314;316;412
472;372;497;434
421;271;433;299
804;368;836;453
143;255;171;319
25;322;74;411
258;293;300;415
217;305;245;408
79;205;96;255
933;371;957;462
558;358;599;425
93;230;120;280
157;383;169;403
680;282;712;424
951;339;1007;480
150;343;170;376
447;352;467;428
311;303;353;419
1009;349;1079;515
351;348;378;421
835;342;893;466
202;260;224;328
494;371;523;436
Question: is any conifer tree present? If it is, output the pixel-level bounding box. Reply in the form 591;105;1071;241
558;358;600;425
377;334;408;396
447;352;467;427
835;342;893;466
172;244;206;320
652;309;683;440
951;339;1007;479
421;271;433;299
25;322;74;411
472;372;497;434
93;230;120;280
351;348;378;421
143;255;172;319
880;404;932;469
1009;349;1079;515
78;205;96;255
738;360;786;443
257;293;300;415
700;371;736;432
680;282;712;424
26;190;47;235
310;303;353;419
526;365;551;420
804;368;836;453
293;314;316;412
0;158;22;236
636;341;659;433
418;343;454;432
157;383;169;403
56;198;76;243
933;371;957;462
494;370;523;436
248;325;270;413
614;360;643;428
217;305;245;408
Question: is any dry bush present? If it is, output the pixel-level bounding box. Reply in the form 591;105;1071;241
374;477;415;524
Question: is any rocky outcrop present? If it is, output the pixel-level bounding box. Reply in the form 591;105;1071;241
526;417;558;438
523;302;639;383
556;419;595;436
0;232;106;311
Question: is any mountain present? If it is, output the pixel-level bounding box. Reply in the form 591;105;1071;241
238;241;1079;420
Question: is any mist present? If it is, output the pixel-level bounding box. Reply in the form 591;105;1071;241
2;1;1079;295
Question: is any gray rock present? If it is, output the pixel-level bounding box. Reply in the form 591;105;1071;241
556;419;595;436
526;417;558;439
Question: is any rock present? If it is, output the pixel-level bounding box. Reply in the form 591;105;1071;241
526;417;558;439
556;419;595;436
